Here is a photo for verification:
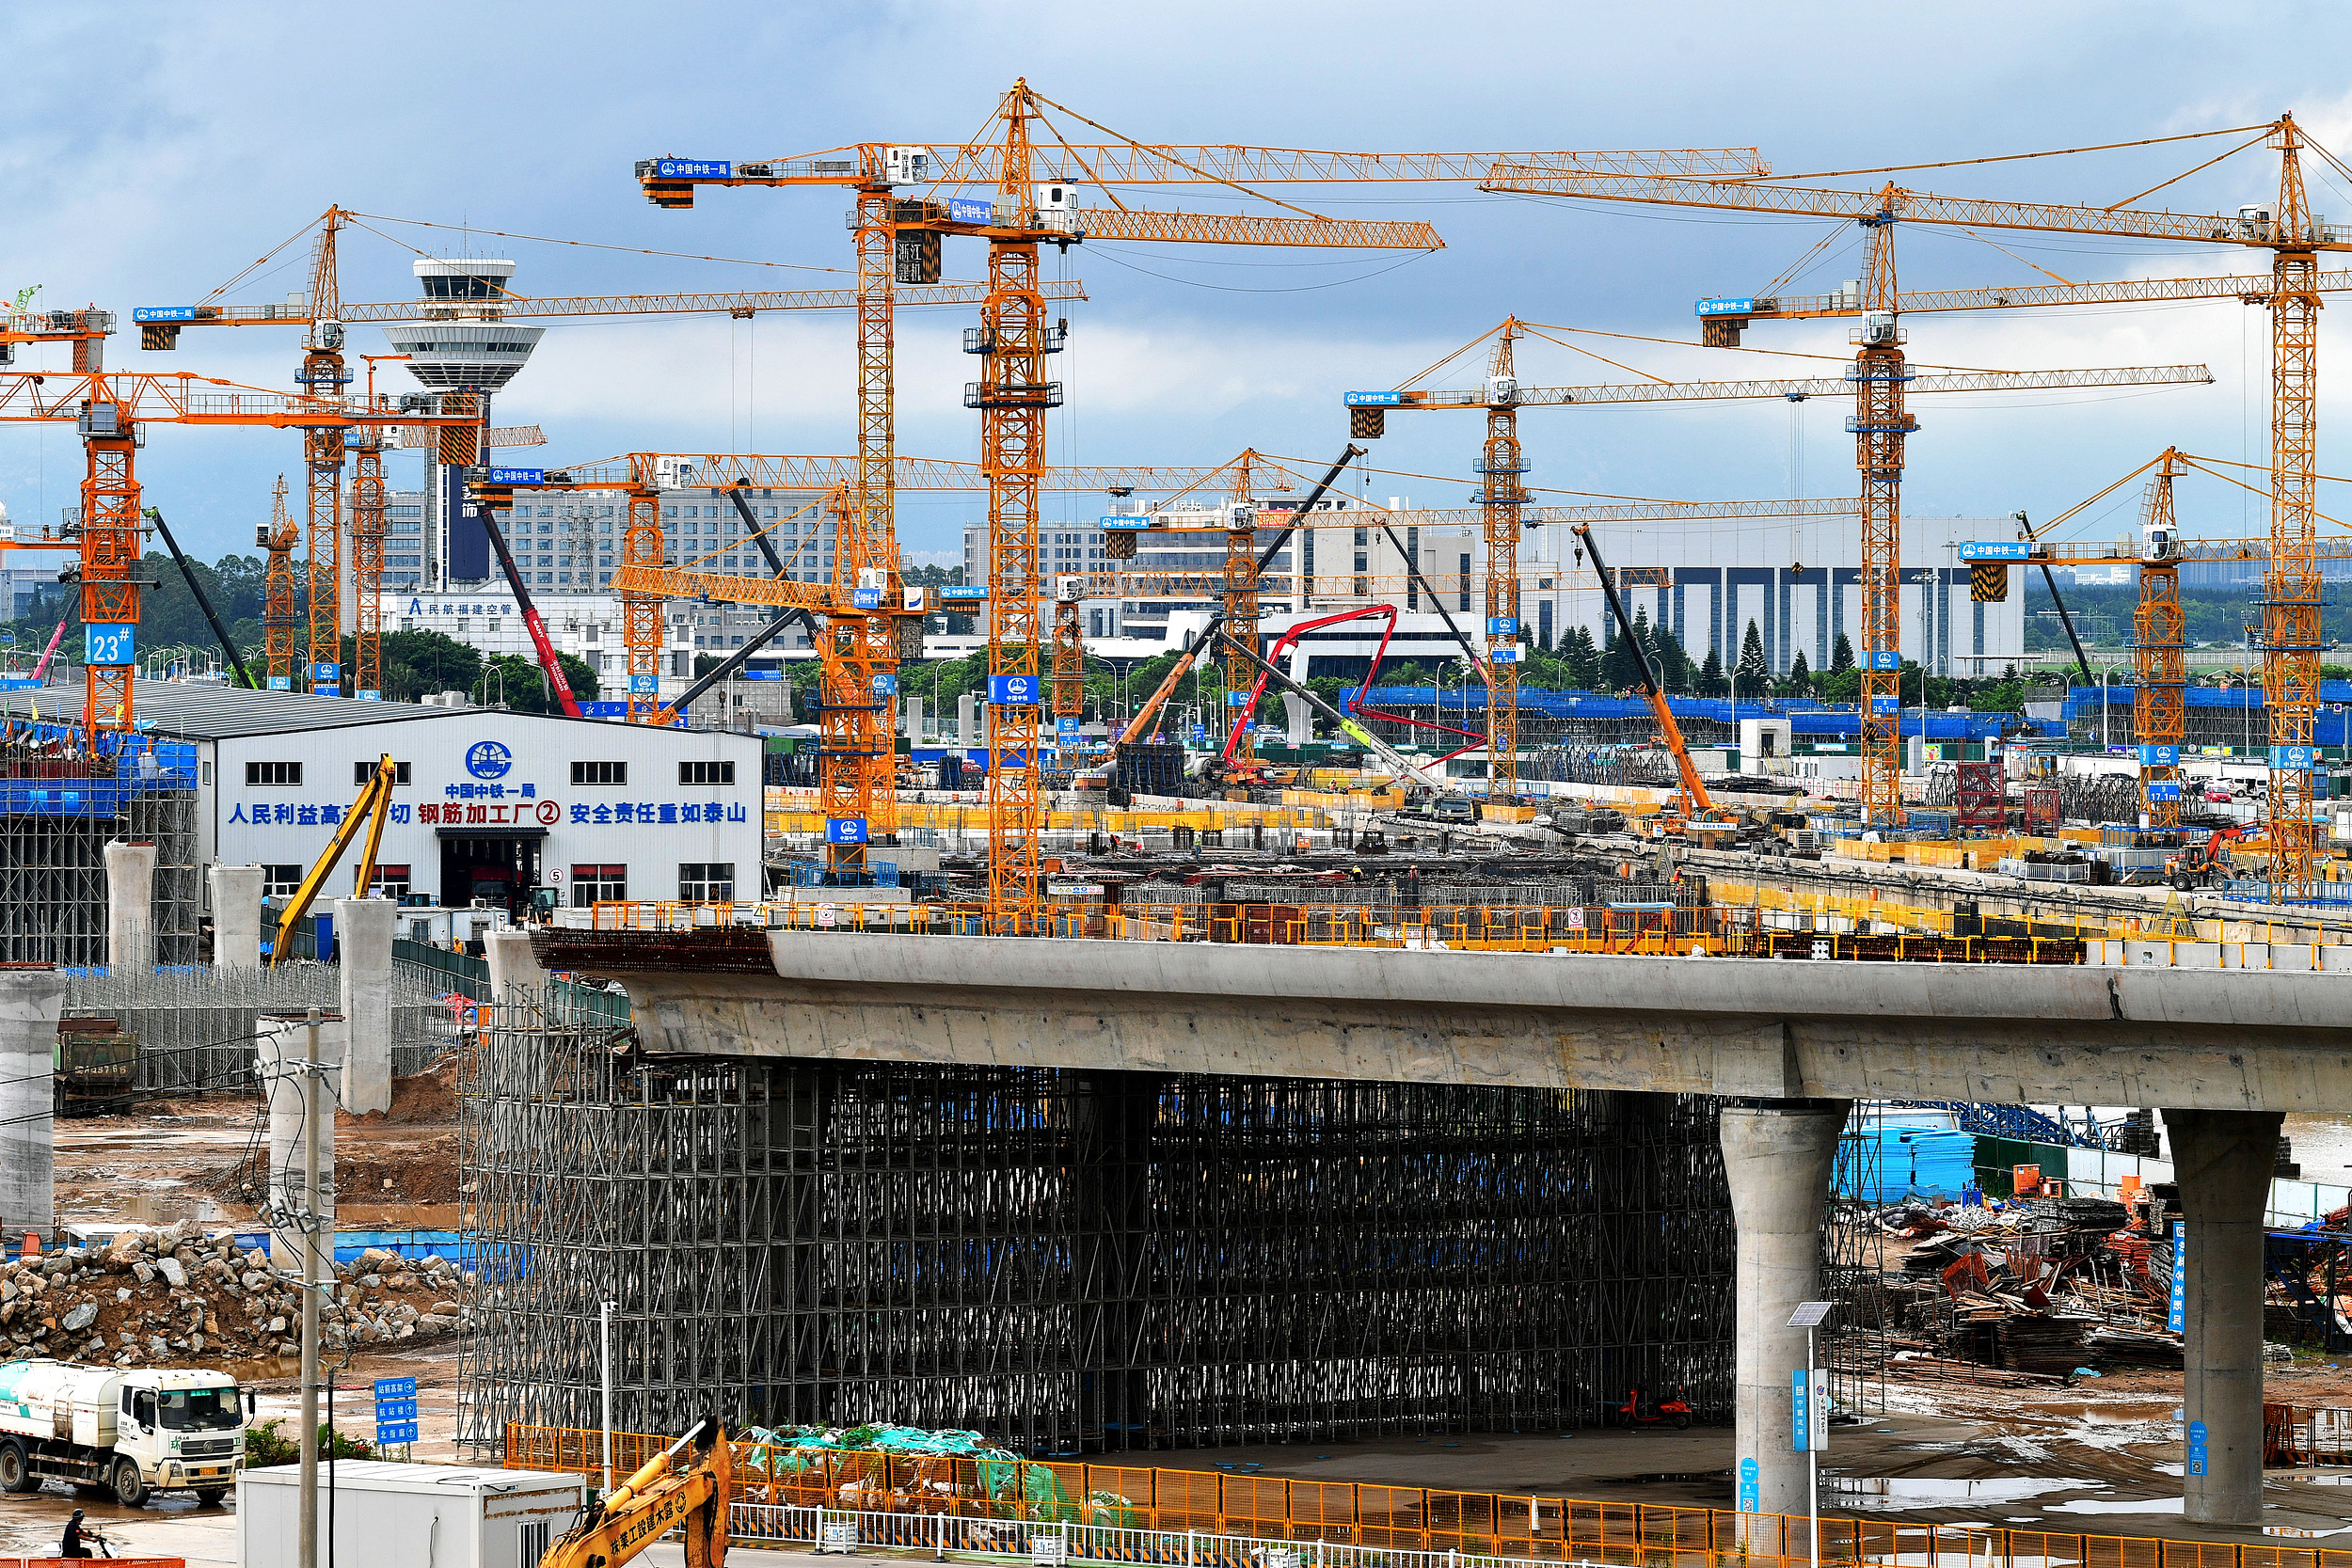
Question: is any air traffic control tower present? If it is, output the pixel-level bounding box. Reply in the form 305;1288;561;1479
382;259;544;586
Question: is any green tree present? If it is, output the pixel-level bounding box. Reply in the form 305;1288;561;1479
1651;623;1693;693
1602;609;1655;690
1829;632;1855;673
1696;645;1727;697
1736;619;1769;689
1783;648;1813;698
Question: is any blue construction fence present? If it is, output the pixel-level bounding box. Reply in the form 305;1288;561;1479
0;724;199;816
2058;682;2352;742
1355;687;2039;741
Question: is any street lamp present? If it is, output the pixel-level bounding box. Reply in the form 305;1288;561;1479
1788;1300;1835;1568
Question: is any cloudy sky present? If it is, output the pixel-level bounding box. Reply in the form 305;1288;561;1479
8;1;2352;564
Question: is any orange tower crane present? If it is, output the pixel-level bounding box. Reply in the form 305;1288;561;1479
259;474;301;689
638;93;1765;921
0;370;477;733
1347;317;2210;804
1487;115;2340;890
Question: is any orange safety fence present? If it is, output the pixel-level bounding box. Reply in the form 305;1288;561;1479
509;1424;2314;1568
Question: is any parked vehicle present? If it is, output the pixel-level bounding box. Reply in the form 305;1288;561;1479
0;1358;254;1507
1610;1385;1692;1430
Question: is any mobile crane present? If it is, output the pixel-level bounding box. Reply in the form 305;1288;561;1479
1571;524;1721;831
542;1419;730;1568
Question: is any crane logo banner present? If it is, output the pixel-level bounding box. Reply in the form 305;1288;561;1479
466;741;514;780
1343;390;1404;406
133;307;198;323
656;159;731;179
1695;297;1756;317
948;198;993;226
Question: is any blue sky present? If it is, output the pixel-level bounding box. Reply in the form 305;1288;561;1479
9;1;2352;564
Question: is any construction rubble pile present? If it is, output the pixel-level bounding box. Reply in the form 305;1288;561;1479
0;1225;466;1367
1853;1195;2188;1385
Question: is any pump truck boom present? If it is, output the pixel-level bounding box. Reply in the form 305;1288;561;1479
1216;628;1454;792
1099;442;1366;768
541;1419;730;1568
146;508;257;690
1572;524;1717;824
481;504;584;719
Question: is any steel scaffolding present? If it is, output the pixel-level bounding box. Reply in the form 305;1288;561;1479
459;1001;1734;1457
0;740;199;967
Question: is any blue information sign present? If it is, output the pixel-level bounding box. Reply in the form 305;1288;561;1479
374;1420;420;1446
1188;725;1206;745
2270;744;2321;769
2137;744;2181;766
134;307;199;323
486;467;545;486
2147;782;2183;802
1864;650;1900;672
84;624;135;665
1737;1456;1759;1513
1790;1370;1811;1453
655;159;731;179
1227;690;1251;707
2186;1419;2208;1477
1870;693;1899;714
851;588;883;610
872;672;898;696
948;198;993;227
1696;297;1756;318
373;1398;418;1422
826;817;868;845
2169;1220;2186;1333
1343;390;1404;406
374;1377;417;1400
1959;541;2031;562
1486;616;1518;635
941;585;988;601
1490;647;1522;664
629;673;660;695
987;674;1039;705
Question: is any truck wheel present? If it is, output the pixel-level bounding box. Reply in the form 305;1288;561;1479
197;1487;228;1507
112;1456;149;1508
0;1441;33;1493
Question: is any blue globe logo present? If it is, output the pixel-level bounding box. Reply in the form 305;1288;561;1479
466;741;513;780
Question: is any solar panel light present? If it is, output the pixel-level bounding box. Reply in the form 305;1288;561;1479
1787;1301;1834;1328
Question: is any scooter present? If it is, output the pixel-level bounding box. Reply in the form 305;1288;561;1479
1612;1385;1692;1430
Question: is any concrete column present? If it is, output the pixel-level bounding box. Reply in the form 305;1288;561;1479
484;928;546;1001
0;970;69;1241
209;864;264;970
256;1012;344;1269
1282;691;1313;747
336;896;395;1116
1720;1099;1851;1523
105;840;156;972
2167;1107;2282;1526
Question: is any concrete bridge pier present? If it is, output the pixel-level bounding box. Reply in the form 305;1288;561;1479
1720;1099;1850;1526
2167;1107;2283;1527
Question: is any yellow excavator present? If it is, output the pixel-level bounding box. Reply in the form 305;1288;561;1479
543;1420;731;1568
267;752;398;965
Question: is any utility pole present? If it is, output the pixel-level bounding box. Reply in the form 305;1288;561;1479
299;1006;322;1568
600;1298;617;1496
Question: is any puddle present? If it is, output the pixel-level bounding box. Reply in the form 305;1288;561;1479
1828;1478;2098;1510
2047;1498;2183;1516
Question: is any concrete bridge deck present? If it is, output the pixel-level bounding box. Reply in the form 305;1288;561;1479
567;931;2352;1112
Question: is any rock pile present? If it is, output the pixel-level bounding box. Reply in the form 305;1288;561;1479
0;1224;468;1368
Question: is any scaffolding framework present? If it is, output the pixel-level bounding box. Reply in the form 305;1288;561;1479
0;738;199;967
459;1000;1733;1456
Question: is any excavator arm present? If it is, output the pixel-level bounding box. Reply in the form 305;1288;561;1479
1572;525;1717;822
543;1421;730;1568
269;753;396;965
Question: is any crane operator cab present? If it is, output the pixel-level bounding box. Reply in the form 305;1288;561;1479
2141;515;2180;562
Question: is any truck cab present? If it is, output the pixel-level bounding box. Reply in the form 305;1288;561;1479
0;1359;254;1507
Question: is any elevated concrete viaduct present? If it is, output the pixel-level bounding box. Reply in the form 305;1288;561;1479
548;930;2350;1529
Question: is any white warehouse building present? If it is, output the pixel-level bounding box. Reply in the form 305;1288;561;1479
0;682;763;923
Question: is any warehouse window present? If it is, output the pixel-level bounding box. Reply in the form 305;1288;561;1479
246;761;302;785
679;863;736;902
570;761;628;785
1459;552;1472;611
369;865;411;899
261;865;305;897
354;760;413;785
571;864;628;907
678;760;736;786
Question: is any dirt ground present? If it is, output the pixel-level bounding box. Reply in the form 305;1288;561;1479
56;1059;462;1237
